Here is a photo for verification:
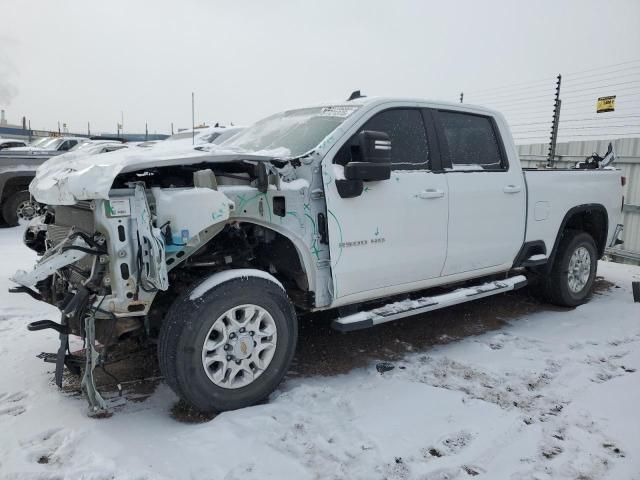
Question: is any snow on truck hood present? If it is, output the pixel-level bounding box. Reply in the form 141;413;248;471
29;144;289;205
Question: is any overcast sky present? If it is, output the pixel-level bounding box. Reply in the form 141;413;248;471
1;0;639;137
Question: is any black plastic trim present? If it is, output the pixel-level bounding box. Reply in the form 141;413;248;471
512;240;547;268
332;317;374;332
547;203;609;269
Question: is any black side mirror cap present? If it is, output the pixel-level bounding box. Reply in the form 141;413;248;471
358;130;391;164
343;130;392;181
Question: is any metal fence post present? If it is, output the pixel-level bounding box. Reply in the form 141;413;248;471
547;74;562;167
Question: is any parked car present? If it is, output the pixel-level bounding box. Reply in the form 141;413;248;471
7;136;89;153
161;125;245;148
12;97;624;415
0;140;125;225
0;138;27;150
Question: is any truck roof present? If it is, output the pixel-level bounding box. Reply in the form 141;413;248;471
301;96;504;119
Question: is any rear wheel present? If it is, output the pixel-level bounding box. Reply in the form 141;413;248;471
544;230;597;307
158;273;297;413
2;190;41;226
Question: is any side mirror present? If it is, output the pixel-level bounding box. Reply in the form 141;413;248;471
344;130;392;181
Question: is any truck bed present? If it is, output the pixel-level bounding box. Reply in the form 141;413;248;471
523;168;622;254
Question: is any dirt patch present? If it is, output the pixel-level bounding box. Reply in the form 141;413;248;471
288;282;568;378
170;400;217;423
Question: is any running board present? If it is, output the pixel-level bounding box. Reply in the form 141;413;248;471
332;275;528;332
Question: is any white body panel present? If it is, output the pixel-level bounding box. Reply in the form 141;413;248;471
442;170;525;275
523;168;623;252
324;170;449;298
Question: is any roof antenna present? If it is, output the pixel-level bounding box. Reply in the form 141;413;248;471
347;90;365;101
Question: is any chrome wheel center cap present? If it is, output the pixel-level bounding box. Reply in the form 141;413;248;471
231;334;254;359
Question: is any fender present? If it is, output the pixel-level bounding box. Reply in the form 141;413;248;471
0;169;38;201
546;203;609;269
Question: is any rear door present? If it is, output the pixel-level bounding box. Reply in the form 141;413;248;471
432;109;525;275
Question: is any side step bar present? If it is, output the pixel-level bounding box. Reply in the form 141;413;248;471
332;275;528;332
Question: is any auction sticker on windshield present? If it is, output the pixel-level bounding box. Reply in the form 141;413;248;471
320;106;359;117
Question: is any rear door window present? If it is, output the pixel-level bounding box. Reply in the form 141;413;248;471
437;111;505;170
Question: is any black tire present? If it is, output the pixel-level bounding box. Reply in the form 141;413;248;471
543;230;598;307
158;274;297;413
1;190;39;227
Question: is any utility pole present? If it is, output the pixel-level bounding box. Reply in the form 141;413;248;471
191;92;195;145
28;120;31;142
121;111;124;138
547;74;562;167
171;122;174;135
145;122;148;141
88;122;91;136
57;121;61;135
459;92;464;103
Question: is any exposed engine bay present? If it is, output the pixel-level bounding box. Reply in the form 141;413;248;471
12;155;327;414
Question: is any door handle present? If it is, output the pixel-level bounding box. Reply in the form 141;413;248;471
417;189;445;199
503;185;522;194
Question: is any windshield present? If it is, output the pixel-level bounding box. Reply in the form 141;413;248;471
36;138;64;150
69;142;92;152
211;128;243;144
166;130;208;141
30;137;52;148
221;106;360;157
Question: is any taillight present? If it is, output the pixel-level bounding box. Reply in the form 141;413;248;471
621;176;626;186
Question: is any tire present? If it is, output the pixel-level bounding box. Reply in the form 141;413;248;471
2;190;40;227
158;274;297;413
543;230;598;307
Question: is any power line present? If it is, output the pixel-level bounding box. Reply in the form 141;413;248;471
477;96;557;107
467;85;553;101
562;80;640;94
562;69;640;88
560;90;640;102
562;58;640;77
465;76;556;95
510;114;640;126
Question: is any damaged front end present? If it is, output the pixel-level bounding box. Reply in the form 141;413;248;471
12;180;234;415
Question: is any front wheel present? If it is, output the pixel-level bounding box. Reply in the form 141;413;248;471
544;230;598;307
158;272;297;413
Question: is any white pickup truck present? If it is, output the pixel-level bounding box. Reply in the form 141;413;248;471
12;96;624;415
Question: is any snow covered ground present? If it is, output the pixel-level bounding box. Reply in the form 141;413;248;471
0;225;639;480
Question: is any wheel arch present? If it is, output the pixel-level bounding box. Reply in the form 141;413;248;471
235;219;317;301
0;172;36;202
548;203;608;269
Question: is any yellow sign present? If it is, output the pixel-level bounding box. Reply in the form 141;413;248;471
596;96;616;113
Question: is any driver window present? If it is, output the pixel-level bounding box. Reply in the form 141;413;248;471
335;108;430;170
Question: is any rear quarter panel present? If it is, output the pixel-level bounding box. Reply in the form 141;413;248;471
523;168;623;254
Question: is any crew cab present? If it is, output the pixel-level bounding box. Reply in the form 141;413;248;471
11;96;624;415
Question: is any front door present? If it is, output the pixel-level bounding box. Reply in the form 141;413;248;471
324;106;449;301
